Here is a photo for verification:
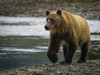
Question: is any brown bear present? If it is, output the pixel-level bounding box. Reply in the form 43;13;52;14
44;9;90;64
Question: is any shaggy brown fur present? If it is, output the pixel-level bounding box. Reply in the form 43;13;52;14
44;9;90;64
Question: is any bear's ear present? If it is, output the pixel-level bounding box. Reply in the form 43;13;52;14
44;10;50;16
57;9;62;15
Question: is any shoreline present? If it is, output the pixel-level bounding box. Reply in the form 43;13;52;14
0;59;100;75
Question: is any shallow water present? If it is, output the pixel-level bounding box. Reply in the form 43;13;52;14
0;16;100;71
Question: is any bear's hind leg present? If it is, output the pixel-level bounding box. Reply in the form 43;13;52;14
77;41;89;63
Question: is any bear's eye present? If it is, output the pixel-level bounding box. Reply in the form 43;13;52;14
50;18;54;22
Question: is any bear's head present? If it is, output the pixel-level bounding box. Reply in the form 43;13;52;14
44;10;62;31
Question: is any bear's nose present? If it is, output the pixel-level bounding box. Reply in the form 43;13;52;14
44;26;49;30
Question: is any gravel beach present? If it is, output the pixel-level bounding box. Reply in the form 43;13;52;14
0;59;100;75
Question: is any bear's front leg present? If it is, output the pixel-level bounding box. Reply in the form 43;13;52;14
65;43;76;63
60;44;68;65
47;34;61;63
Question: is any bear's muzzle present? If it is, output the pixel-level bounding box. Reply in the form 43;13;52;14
44;25;50;30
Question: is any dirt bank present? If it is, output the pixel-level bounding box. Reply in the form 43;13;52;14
0;0;100;20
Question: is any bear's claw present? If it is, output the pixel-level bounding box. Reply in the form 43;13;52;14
59;61;66;65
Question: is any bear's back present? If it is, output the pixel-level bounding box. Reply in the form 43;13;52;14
62;11;90;47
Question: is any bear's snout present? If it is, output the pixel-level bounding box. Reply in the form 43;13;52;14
44;25;49;30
